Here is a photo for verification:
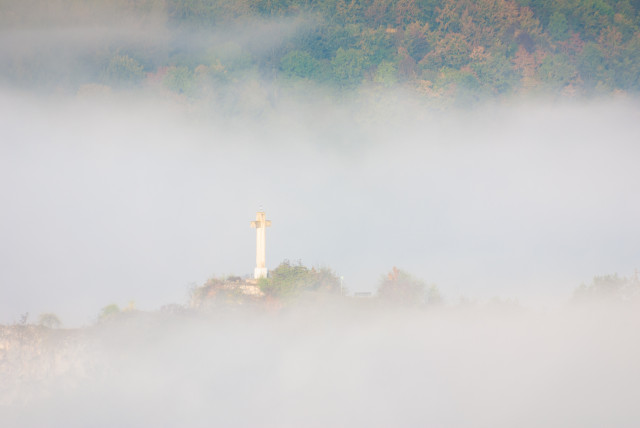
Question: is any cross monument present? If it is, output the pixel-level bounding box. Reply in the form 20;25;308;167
250;211;271;279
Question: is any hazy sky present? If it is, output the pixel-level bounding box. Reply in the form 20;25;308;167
1;86;640;325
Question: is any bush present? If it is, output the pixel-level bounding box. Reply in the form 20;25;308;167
574;273;640;303
377;267;427;306
280;50;319;79
37;313;62;329
98;304;120;321
259;260;341;298
164;66;195;95
373;61;398;87
104;54;145;88
331;47;369;88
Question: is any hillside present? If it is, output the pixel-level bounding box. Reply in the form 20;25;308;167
2;0;640;104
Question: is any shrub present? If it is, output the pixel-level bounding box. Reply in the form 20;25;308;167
104;54;145;87
37;313;62;328
377;267;426;306
259;260;341;298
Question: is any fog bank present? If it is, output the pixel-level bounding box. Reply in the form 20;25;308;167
3;305;640;427
1;88;640;325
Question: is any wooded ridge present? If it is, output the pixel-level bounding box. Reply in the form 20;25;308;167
2;0;640;103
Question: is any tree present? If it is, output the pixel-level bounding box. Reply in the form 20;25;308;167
574;0;614;41
38;313;62;328
99;304;120;321
104;54;145;88
280;50;319;79
471;50;520;94
166;0;253;27
403;21;431;62
548;11;569;41
574;273;640;303
425;284;443;306
331;47;370;87
614;34;640;90
394;0;423;26
377;266;426;305
374;60;398;86
259;260;342;298
365;0;393;26
425;32;471;69
190;276;261;308
358;27;395;65
432;67;483;106
537;53;578;89
164;66;195;95
578;42;609;89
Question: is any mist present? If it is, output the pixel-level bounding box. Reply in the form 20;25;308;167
2;2;640;425
3;304;640;427
0;81;640;325
2;86;640;325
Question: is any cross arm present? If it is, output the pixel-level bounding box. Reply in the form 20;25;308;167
251;220;272;228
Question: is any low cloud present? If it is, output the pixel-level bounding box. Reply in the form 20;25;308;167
1;87;639;325
3;304;640;427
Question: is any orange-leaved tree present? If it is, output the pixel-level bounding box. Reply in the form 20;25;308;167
377;266;426;305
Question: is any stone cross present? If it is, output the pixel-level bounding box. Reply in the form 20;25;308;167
250;211;271;279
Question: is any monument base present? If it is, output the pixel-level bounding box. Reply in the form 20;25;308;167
254;267;268;279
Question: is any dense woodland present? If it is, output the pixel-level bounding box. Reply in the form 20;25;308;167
2;0;640;104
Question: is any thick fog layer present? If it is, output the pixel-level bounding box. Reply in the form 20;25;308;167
3;305;640;428
1;88;640;325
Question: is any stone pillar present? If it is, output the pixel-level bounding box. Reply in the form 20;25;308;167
250;211;271;279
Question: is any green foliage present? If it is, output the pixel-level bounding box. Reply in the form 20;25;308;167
166;0;254;27
210;43;255;73
613;8;637;42
191;276;261;307
432;67;484;106
331;47;369;87
164;66;196;95
104;54;145;88
574;273;640;303
574;0;614;40
99;304;120;321
359;27;396;64
425;284;443;306
259;260;342;298
615;34;640;89
537;53;578;89
403;22;431;62
37;313;62;329
373;60;398;86
471;51;520;94
426;33;472;70
280;50;319;79
5;0;640;98
377;267;427;306
548;11;569;41
578;42;609;89
436;67;481;89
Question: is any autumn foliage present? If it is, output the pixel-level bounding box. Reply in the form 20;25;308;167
2;0;640;102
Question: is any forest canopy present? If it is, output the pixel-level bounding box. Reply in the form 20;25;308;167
2;0;640;102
